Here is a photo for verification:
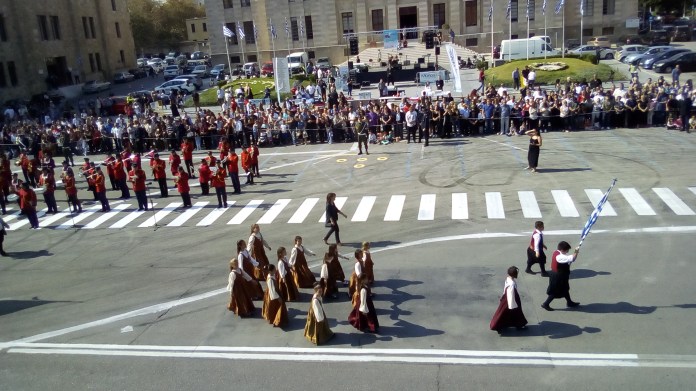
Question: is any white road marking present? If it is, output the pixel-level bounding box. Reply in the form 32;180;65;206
451;193;468;220
417;194;436;220
485;192;505;219
167;202;209;227
619;188;656;216
318;196;347;223
552;190;580;217
257;199;291;224
39;208;71;227
518;191;542;219
83;204;131;229
55;206;101;229
139;202;182;227
3;211;21;223
228;200;263;224
653;188;695;215
110;204;157;229
585;189;617;217
689;187;696;197
196;203;233;226
351;196;376;222
8;208;47;230
288;198;319;223
383;195;406;221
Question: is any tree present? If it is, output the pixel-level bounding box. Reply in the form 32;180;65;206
128;0;205;52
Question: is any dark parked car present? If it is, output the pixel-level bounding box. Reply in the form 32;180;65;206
640;48;690;69
645;30;671;46
653;51;696;73
128;68;148;79
673;26;691;42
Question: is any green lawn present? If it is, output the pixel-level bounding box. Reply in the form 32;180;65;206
485;58;626;87
190;76;308;107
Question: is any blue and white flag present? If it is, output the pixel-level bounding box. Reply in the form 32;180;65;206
579;179;617;244
284;17;290;37
222;25;234;38
270;19;277;40
542;0;547;15
299;19;304;37
580;0;584;16
526;0;531;19
253;21;258;41
555;0;564;14
506;0;512;19
489;3;493;22
237;22;245;39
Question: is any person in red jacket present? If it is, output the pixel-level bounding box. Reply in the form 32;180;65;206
62;170;82;213
129;165;148;211
149;153;168;197
113;155;130;199
198;159;212;195
39;167;58;214
226;149;241;194
94;166;110;212
175;166;192;208
249;142;261;177
169;150;181;177
18;183;39;228
181;139;195;178
211;161;228;208
205;150;217;167
104;153;118;191
218;137;230;160
240;146;253;184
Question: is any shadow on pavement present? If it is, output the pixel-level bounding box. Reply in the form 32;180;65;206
570;269;612;279
536;167;592;173
4;249;53;259
573;301;657;314
0;297;73;316
499;320;602;339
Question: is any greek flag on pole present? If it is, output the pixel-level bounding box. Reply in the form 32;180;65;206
237;22;245;39
506;0;512;19
580;0;584;16
542;0;547;15
285;17;290;37
223;25;234;38
489;3;493;22
580;179;617;243
270;19;277;40
526;0;530;19
555;0;564;14
253;22;258;41
299;19;304;37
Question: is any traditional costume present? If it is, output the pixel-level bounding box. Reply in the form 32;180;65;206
262;273;288;327
363;250;375;285
238;250;264;299
348;285;379;333
320;261;338;299
304;292;334;345
489;276;528;332
226;268;255;317
248;232;270;280
348;259;363;299
278;256;299;302
290;244;316;288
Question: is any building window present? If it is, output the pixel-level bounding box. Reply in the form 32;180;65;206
602;0;615;15
111;0;117;11
465;38;478;47
115;22;121;38
225;22;238;45
291;17;299;41
0;14;7;42
0;63;6;87
308;50;315;59
191;23;196;33
203;23;207;32
601;27;614;35
230;55;241;63
371;9;384;32
433;3;445;29
89;53;95;72
38;15;49;41
305;16;313;40
89;17;96;38
342;12;353;34
120;50;125;64
7;61;17;86
582;0;594;16
223;0;233;8
95;53;102;71
243;21;255;44
50;15;61;40
527;0;535;21
248;54;257;62
583;28;593;37
240;0;250;6
82;17;89;38
511;0;519;22
465;0;477;27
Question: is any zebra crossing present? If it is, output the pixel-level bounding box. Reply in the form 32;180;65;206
6;187;696;231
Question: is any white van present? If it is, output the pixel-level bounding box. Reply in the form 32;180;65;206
287;52;308;74
500;38;559;61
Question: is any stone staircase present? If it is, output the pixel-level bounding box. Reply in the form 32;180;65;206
338;41;481;73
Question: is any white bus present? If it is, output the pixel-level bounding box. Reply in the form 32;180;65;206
500;38;559;61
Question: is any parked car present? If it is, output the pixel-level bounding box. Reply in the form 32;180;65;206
587;36;611;48
128;67;148;79
191;64;210;78
645;30;671;46
653;51;696;73
260;62;274;77
316;57;332;70
136;58;149;67
163;65;183;80
673;26;692;42
569;45;616;60
82;80;111;94
113;72;135;83
190;51;206;60
243;62;259;77
147;59;165;73
640;48;690;69
624;45;672;65
565;39;581;50
618;45;648;62
210;64;227;78
173;74;203;90
154;79;196;95
624;35;647;45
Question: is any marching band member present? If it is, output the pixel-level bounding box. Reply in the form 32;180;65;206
218;136;230;160
62;170;82;213
18;183;39;229
240;146;253;184
120;148;133;172
304;282;334;345
93;166;110;212
249;142;261;177
226;149;241;194
28;155;40;188
226;259;255;318
17;151;32;186
80;158;97;201
175;166;192;208
211;161;228;208
247;223;271;281
113;155;130;199
348;275;379;333
131;152;142;170
39;167;58;214
104;153;117;191
11;173;23;209
289;235;316;289
0;216;9;255
277;247;299;302
181;139;195;178
149;153;168;198
128;164;148;211
205;150;217;167
236;239;264;300
362;241;375;286
169;150;181;177
198;159;212;196
41;152;56;176
262;264;288;328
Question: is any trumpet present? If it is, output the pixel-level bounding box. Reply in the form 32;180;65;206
100;157;133;166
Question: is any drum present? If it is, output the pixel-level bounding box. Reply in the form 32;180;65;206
7;194;18;202
34;187;46;195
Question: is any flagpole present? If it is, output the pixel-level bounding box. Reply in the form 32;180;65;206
491;4;494;68
509;9;512;61
578;178;618;248
580;2;584;52
225;38;232;80
544;12;547;58
562;4;565;58
526;3;530;61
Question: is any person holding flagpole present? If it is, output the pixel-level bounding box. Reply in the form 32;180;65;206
540;241;580;311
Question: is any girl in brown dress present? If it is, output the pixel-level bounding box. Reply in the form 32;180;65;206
262;265;289;328
348;275;379;333
226;259;255;317
277;247;299;302
304;283;334;345
325;243;349;285
362;242;375;286
290;236;317;288
348;249;364;300
237;239;264;300
320;254;339;299
248;223;271;281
